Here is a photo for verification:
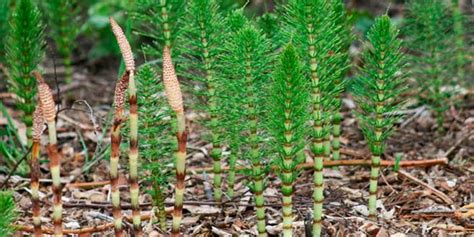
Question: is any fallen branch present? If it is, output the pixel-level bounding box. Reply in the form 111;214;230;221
397;169;454;205
65;158;448;189
189;158;448;174
66;180;110;189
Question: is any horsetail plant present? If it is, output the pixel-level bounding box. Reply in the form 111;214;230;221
163;46;187;237
45;0;80;84
6;0;44;147
223;24;272;236
353;15;406;219
268;44;309;237
404;0;452;132
329;0;351;164
136;64;174;230
34;71;63;236
109;17;143;236
184;0;226;202
31;106;44;236
221;10;248;199
282;1;345;235
107;50;130;237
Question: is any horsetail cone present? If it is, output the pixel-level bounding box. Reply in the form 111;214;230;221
163;45;187;237
163;46;184;113
109;17;135;72
33;72;63;237
109;17;143;236
31;105;43;237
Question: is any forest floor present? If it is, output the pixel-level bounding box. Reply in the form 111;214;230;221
0;54;473;236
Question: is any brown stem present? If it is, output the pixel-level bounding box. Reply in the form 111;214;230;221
30;141;42;236
109;72;130;237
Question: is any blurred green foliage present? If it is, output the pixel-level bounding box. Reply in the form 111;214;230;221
0;191;17;236
80;0;133;60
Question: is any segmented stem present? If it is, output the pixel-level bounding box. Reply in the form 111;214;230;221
203;40;222;203
47;121;62;237
171;111;187;237
245;57;266;236
282;183;293;237
227;141;238;199
160;0;172;48
163;45;187;236
253;163;266;237
128;70;142;235
306;18;325;237
31;141;42;236
34;72;62;236
282;149;295;237
368;154;380;219
31;106;42;237
110;73;130;237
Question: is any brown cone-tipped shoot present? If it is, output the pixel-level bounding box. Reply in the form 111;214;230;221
33;71;62;237
109;17;142;236
163;46;187;237
31;105;43;236
109;70;130;236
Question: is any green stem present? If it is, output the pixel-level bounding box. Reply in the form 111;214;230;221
245;56;266;236
368;154;380;219
253;163;266;237
282;186;293;237
211;147;222;202
160;0;172;48
227;144;237;199
306;15;325;236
